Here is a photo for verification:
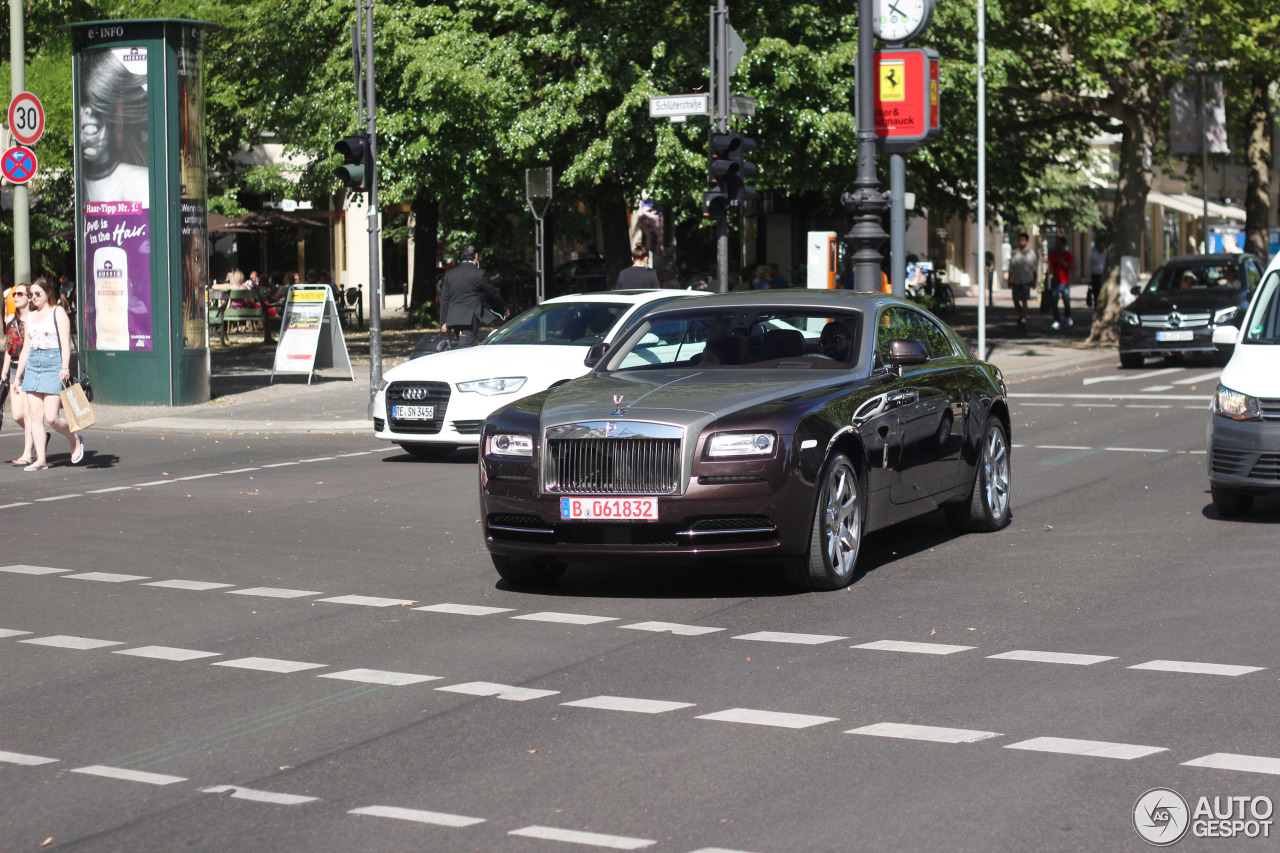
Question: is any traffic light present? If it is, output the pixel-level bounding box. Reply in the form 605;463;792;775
707;130;758;208
334;132;372;193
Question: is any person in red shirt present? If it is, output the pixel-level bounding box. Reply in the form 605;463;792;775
1047;237;1075;329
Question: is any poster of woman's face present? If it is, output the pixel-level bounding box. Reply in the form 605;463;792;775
78;47;150;206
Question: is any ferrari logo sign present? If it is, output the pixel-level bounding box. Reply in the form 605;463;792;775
873;48;942;154
879;59;906;102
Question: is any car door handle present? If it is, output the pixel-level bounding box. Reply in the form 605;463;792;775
887;390;918;406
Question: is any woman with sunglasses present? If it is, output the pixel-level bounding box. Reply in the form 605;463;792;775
13;277;83;470
2;282;36;464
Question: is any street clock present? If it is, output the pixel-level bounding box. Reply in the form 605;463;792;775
873;0;935;45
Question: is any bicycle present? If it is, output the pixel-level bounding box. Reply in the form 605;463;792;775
905;269;955;317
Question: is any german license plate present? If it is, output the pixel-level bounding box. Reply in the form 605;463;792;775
1156;330;1194;342
559;497;659;521
392;405;435;420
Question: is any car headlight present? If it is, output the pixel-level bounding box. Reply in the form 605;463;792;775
1213;384;1261;420
485;433;534;457
457;377;527;396
707;432;776;457
1213;306;1239;325
1121;311;1140;327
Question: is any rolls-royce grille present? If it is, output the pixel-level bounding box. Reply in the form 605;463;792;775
387;381;450;434
547;438;681;494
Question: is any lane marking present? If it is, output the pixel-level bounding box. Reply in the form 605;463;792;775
226;587;323;599
1141;385;1175;392
1172;370;1221;385
20;635;122;650
1103;447;1167;453
318;595;415;608
133;480;176;487
1034;445;1091;450
733;631;847;645
414;603;515;616
299;457;335;463
337;452;373;457
260;462;299;468
620;621;725;636
0;629;32;638
687;849;760;853
1004;736;1166;760
349;805;485;827
852;640;975;656
114;646;221;662
220;468;260;474
561;696;696;715
36;494;82;502
509;825;655;849
436;681;559;702
845;722;1002;744
63;572;150;583
320;669;441;686
1019;403;1062;407
143;580;236;591
1128;659;1264;677
200;785;318;805
0;750;58;765
511;611;619;625
0;502;32;508
71;765;187;785
1013;392;1206;401
1082;367;1183;386
988;650;1117;666
1182;753;1280;776
1;565;69;575
696;708;838;730
213;657;326;674
1072;403;1116;407
1130;404;1172;409
84;486;131;494
177;473;221;481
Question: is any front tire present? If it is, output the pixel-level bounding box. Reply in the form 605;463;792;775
1211;486;1253;518
784;452;863;591
944;417;1012;533
492;555;566;587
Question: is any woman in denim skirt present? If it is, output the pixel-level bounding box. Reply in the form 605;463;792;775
14;277;83;470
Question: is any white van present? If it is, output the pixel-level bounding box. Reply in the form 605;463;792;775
1207;251;1280;516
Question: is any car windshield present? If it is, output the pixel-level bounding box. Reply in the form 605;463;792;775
484;301;626;346
1146;262;1243;293
1243;270;1280;344
605;309;863;371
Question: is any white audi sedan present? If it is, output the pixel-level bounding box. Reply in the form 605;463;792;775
373;289;704;459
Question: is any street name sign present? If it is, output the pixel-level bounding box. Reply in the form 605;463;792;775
8;92;45;147
271;285;354;384
649;94;710;119
1;145;38;184
730;94;756;117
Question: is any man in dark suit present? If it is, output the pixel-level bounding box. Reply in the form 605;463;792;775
439;243;508;348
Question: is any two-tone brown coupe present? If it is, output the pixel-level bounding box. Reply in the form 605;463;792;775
479;290;1011;590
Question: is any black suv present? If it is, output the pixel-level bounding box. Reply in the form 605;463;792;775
1119;253;1264;368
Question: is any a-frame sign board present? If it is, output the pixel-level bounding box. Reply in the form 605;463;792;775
270;285;354;384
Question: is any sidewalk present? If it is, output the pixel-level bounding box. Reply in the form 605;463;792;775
92;291;1115;435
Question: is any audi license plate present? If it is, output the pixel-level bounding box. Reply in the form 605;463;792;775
392;405;435;420
1156;330;1195;342
560;497;659;521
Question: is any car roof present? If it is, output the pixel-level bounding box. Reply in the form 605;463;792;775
540;289;703;306
1159;253;1259;267
622;288;905;313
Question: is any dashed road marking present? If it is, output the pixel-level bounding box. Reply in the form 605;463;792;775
200;785;318;805
1141;385;1175;392
696;708;838;730
1103;447;1167;453
845;722;1002;744
298;457;335;463
853;640;974;656
0;750;58;765
733;631;847;645
20;635;122;650
509;825;655;850
318;595;415;608
349;805;485;827
0;502;32;508
133;480;176;487
415;603;515;616
1019;402;1062;407
1004;736;1166;760
1035;445;1091;450
35;493;81;502
1128;659;1264;677
63;572;150;583
620;621;725;636
0;629;32;638
1173;371;1221;385
212;657;326;674
320;669;441;686
84;486;131;494
71;765;187;785
512;611;619;625
436;681;559;702
220;468;260;474
1;565;69;575
177;473;221;481
562;696;696;715
1130;404;1172;409
226;587;323;599
143;580;236;591
1182;753;1280;776
260;462;299;468
114;646;221;662
988;650;1116;666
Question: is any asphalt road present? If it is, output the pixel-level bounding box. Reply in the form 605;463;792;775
1;357;1277;853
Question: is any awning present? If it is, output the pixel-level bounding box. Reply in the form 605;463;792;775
1147;191;1246;222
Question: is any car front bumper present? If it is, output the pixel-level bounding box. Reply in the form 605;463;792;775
1118;323;1225;355
1207;414;1280;494
372;385;501;446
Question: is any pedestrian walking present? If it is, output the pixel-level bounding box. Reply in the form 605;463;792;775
768;263;789;288
615;244;659;290
1087;238;1107;308
1047;238;1075;329
3;281;36;465
13;277;83;470
439;244;508;348
1007;233;1038;330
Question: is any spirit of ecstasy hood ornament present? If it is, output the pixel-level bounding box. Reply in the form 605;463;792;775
612;394;626;416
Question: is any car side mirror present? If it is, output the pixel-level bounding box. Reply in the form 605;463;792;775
1212;325;1239;348
889;339;929;370
584;342;610;368
1130;286;1142;296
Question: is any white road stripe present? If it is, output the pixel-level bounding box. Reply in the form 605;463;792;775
853;640;975;656
509;825;655;849
1035;445;1091;450
349;805;485;827
1019;403;1063;407
562;696;695;715
1130;404;1172;409
63;572;149;583
1103;447;1167;453
133;480;176;487
177;473;221;481
318;595;415;607
200;785;318;805
1005;736;1166;760
1140;385;1175;392
1128;659;1264;677
260;462;299;468
1013;392;1207;401
220;468;260;474
226;587;323;599
84;486;131;494
511;611;619;625
337;452;373;457
213;657;326;673
0;750;58;765
20;635;122;650
144;580;236;591
619;621;724;636
1182;753;1280;776
1172;370;1221;385
1072;403;1116;407
1;565;69;575
36;494;82;502
696;708;837;729
415;603;515;616
0;629;32;638
72;765;187;785
436;681;559;702
1081;367;1183;386
988;650;1116;666
299;457;336;463
0;502;32;508
320;669;441;686
687;849;759;853
733;631;847;645
114;646;221;662
845;722;1002;744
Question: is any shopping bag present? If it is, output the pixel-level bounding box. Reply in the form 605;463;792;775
60;382;97;432
1038;287;1053;315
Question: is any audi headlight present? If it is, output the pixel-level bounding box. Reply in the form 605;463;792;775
486;433;534;457
707;432;776;457
1213;384;1260;420
457;377;527;396
1121;311;1140;327
1213;306;1239;325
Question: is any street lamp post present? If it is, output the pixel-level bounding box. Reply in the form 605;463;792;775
843;0;889;291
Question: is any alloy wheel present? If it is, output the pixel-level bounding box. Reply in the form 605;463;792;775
823;461;860;577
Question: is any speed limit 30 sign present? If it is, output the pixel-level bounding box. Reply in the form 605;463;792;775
8;92;45;147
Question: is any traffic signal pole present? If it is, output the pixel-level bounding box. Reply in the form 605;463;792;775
363;0;381;412
9;0;30;287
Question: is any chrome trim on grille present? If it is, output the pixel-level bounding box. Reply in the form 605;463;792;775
543;421;685;496
546;421;683;441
